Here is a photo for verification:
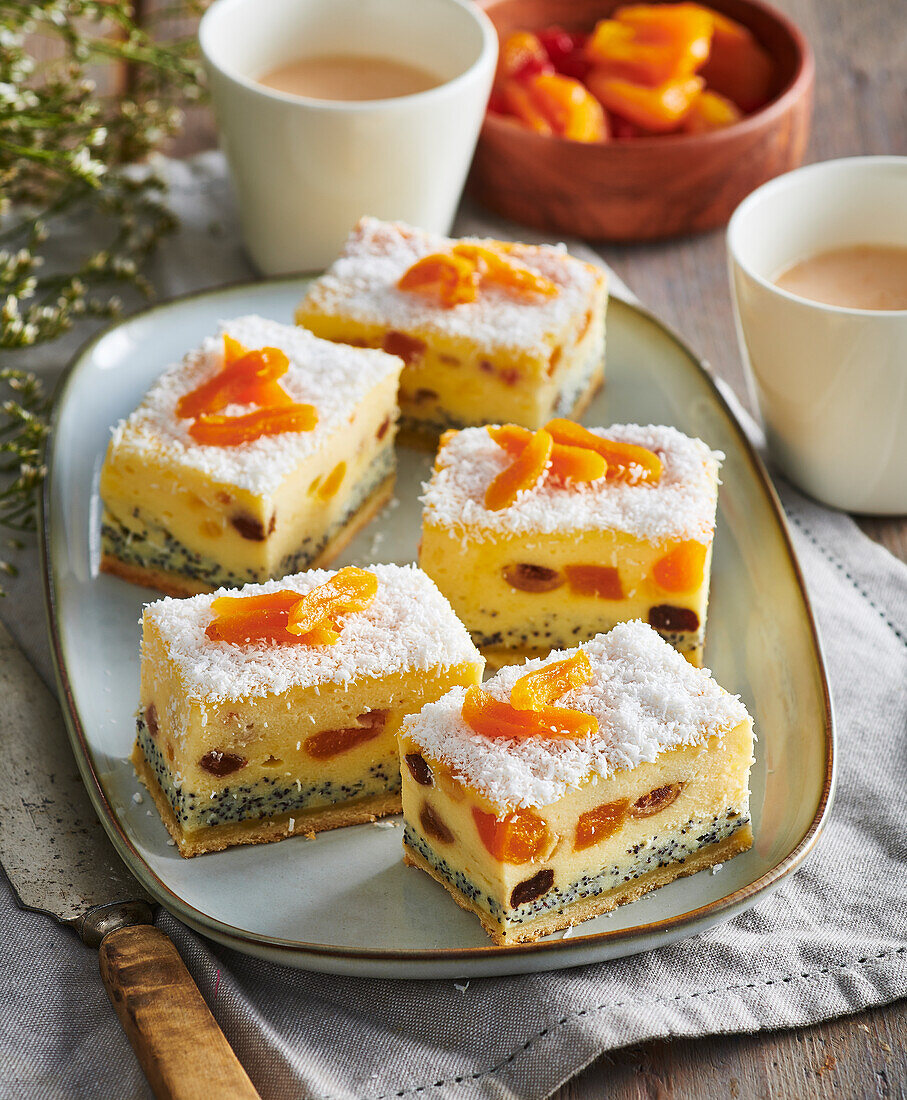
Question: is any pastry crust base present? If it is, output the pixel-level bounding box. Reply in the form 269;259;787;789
403;824;752;945
132;742;401;858
482;639;702;672
101;472;395;598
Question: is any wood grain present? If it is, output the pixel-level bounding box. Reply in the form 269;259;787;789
99;924;261;1100
468;0;814;240
72;0;907;1093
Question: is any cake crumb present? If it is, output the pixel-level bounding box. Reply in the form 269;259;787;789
372;819;399;829
166;838;176;846
711;863;724;874
303;829;316;840
562;923;576;939
454;981;470;993
132;791;143;805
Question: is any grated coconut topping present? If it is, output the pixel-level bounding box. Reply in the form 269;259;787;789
108;315;402;495
143;563;480;704
407;621;750;809
422;423;722;544
298;217;607;357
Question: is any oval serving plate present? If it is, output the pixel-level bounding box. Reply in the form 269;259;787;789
42;278;834;979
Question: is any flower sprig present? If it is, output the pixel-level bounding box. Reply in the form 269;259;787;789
0;0;206;588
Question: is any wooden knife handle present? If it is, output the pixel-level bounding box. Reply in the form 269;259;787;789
99;923;261;1100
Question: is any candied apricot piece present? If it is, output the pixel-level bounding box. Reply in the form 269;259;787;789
205;589;306;646
398;245;558;309
510;651;593;710
317;460;347;501
695;6;775;111
188;404;317;446
565;564;624;600
177;339;291;419
548;442;606;484
397;251;481;308
653;540;708;592
488;423;534;457
454;244;559;299
305;710;388;760
472;806;551;864
544;419;663;483
682;88;743;133
501;78;555;135
502;563;564;593
521;72;608;143
462;686;598;740
586;72;705;133
286;566;378;639
587;5;713;86
488;424;605;486
484;429;552;511
574;799;630;851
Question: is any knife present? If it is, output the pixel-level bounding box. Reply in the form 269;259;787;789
0;620;261;1100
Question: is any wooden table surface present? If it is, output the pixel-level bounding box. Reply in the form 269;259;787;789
165;0;905;1093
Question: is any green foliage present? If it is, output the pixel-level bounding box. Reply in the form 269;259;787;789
0;0;205;584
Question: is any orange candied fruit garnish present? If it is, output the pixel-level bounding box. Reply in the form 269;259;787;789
205;589;309;646
652;539;707;592
177;337;292;419
488;423;606;485
586;5;713;87
397;250;481;308
286;566;378;641
462;686;598;740
472;806;550;864
397;244;558;310
484;428;553;511
178;335;318;447
205;566;377;648
510;651;594;710
682;88;742;133
188;404;318;447
520;73;607;143
545;418;663;483
586;71;705;133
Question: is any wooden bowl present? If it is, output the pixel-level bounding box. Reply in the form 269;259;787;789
467;0;814;241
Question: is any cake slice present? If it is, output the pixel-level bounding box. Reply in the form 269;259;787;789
134;562;484;856
420;420;722;666
295;217;607;443
399;622;754;945
100;314;402;597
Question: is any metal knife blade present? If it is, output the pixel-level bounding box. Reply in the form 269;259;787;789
0;618;151;925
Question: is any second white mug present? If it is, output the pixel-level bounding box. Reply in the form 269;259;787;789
728;156;907;515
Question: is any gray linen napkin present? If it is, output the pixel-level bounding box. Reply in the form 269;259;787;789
1;153;905;1100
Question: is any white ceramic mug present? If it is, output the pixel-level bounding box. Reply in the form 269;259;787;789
728;156;907;514
199;0;497;274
